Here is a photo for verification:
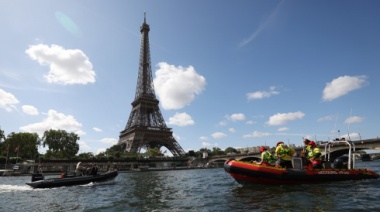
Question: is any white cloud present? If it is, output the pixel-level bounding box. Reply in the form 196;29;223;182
200;136;208;141
243;131;271;138
341;132;360;140
239;1;283;47
96;148;106;155
217;121;227;126
246;120;255;125
99;138;117;145
317;115;336;122
211;132;227;139
202;142;211;147
168;112;195;126
78;140;91;151
322;75;367;101
229;113;246;121
154;62;206;110
246;86;280;100
229;128;236;133
25;44;96;85
20;109;84;137
278;127;288;132
22;105;39;115
93;127;102;132
266;111;305;126
0;89;19;112
344;116;364;124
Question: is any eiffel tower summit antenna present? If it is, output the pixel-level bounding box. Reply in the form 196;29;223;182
118;14;186;156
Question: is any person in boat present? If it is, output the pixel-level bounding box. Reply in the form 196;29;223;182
90;163;98;175
255;146;276;166
84;165;91;175
306;141;322;169
275;141;295;168
301;139;312;166
75;162;84;176
301;139;311;156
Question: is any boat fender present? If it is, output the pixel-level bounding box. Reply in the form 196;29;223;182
31;173;44;182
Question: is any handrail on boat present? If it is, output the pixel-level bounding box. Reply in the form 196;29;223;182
323;139;356;169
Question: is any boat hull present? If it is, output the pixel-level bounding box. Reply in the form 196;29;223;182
26;170;118;189
224;160;379;185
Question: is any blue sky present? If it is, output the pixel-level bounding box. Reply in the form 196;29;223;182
1;0;380;155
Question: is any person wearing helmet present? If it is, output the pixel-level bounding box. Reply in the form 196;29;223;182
275;141;295;168
255;146;276;166
306;141;322;169
301;138;313;166
301;139;311;156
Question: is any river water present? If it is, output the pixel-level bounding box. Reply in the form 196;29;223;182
1;160;379;212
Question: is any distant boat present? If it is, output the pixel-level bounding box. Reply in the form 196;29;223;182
26;170;118;189
361;154;372;161
0;165;21;176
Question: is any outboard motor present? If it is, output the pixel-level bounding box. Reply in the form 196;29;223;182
31;173;44;182
333;156;348;169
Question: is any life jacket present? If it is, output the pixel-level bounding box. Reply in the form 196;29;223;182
277;144;294;160
307;147;322;162
262;151;276;163
279;144;292;156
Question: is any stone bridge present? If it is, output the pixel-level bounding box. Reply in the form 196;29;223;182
204;138;380;166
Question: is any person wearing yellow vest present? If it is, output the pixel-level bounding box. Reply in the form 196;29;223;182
255;146;276;166
275;141;295;168
306;141;322;169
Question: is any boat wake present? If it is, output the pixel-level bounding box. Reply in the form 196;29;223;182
0;184;34;192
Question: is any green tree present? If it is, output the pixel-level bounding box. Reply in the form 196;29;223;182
225;147;238;154
78;152;95;159
42;129;79;159
212;147;225;156
103;144;124;159
0;127;5;143
1;132;40;159
196;148;211;158
145;148;163;157
0;128;6;158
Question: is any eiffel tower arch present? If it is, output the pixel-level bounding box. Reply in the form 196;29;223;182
118;14;186;156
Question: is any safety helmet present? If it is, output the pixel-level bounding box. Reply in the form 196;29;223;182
276;141;284;147
260;146;267;153
309;141;317;147
304;139;311;145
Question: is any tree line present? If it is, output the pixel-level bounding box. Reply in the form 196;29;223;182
0;128;241;163
0;128;80;163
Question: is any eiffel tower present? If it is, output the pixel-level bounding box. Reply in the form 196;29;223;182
118;14;186;156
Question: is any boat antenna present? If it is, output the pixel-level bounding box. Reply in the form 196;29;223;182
333;112;339;139
347;109;353;141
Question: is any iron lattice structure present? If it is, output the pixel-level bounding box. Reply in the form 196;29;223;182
118;15;186;156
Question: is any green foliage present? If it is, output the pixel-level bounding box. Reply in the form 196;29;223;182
77;152;95;159
0;128;5;143
211;147;225;156
42;129;79;159
224;147;238;154
144;148;163;157
103;144;124;158
0;132;40;160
